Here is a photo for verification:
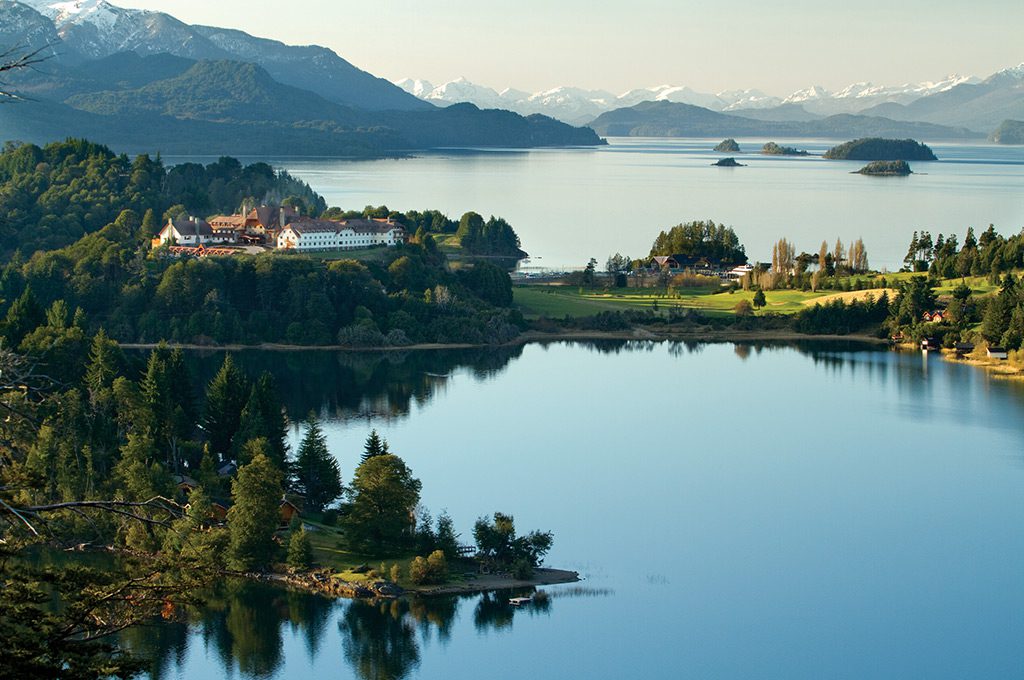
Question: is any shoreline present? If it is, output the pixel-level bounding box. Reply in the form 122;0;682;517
118;328;888;353
260;567;580;601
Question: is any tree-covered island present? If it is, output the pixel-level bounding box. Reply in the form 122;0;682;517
761;142;808;156
713;138;741;152
823;137;937;161
856;160;913;176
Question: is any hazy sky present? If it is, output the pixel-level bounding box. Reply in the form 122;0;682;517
124;0;1023;94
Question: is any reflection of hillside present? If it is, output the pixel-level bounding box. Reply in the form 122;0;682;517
157;346;526;424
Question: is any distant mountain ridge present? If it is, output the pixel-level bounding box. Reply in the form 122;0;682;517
0;0;603;154
396;66;1024;134
587;101;982;141
396;71;989;125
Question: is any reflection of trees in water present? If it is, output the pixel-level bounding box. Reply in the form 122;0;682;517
120;620;190;680
128;579;334;679
131;580;562;679
170;346;526;424
339;599;422;680
472;588;551;632
407;594;459;645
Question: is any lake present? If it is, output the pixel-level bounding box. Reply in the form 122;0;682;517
135;341;1024;679
235;137;1024;272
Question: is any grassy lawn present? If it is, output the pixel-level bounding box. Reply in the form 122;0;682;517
514;285;836;319
515;272;1005;321
300;519;474;589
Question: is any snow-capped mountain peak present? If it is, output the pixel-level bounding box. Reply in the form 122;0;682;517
395;78;435;98
19;0;130;29
990;62;1024;80
784;85;831;103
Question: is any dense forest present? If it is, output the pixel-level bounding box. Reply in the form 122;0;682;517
0;139;326;253
0;140;522;348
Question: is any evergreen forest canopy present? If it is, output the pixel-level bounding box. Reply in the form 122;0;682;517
0;138;326;253
0;140;523;347
761;142;808;155
649;220;748;264
822;138;938;161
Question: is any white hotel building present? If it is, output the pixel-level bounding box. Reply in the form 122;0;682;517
277;218;406;252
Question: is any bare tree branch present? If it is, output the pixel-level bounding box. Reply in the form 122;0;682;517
0;44;54;101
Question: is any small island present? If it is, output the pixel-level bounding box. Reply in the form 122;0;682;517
824;137;937;161
856;160;913;176
761;142;808;156
714;138;741;152
713;157;746;167
990;120;1024;145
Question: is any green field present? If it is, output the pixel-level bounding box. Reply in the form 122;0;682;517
514;274;1001;320
514;285;830;318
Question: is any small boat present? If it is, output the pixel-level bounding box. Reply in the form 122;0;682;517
509;597;532;606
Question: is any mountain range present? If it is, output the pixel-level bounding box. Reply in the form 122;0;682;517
0;0;602;154
397;66;1024;134
587;101;982;141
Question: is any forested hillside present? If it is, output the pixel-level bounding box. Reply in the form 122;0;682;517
0;140;521;348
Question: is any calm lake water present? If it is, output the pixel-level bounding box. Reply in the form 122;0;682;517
136;341;1024;679
243;138;1024;271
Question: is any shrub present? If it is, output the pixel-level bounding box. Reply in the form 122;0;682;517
286;528;313;571
409;550;448;585
734;300;754;316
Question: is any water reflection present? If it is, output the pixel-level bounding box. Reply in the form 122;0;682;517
130;580;581;680
140;339;1024;431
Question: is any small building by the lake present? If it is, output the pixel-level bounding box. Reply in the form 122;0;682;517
987;346;1009;360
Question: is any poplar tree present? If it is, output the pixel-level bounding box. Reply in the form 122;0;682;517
294;413;342;513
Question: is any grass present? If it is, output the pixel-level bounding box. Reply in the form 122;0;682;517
514;285;837;319
299;518;473;589
514;272;1006;321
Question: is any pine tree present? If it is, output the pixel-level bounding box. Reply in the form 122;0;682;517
2;285;44;346
203;355;250;457
84;329;123;400
361;429;388;463
295;413;342;513
227;453;283;571
436;511;460;558
232;372;288;468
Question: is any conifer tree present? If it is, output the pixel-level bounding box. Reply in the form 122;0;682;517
2;285;44;346
294;413;342;513
227;453;283;571
361;429;389;463
232;372;288;468
203;355;250;457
